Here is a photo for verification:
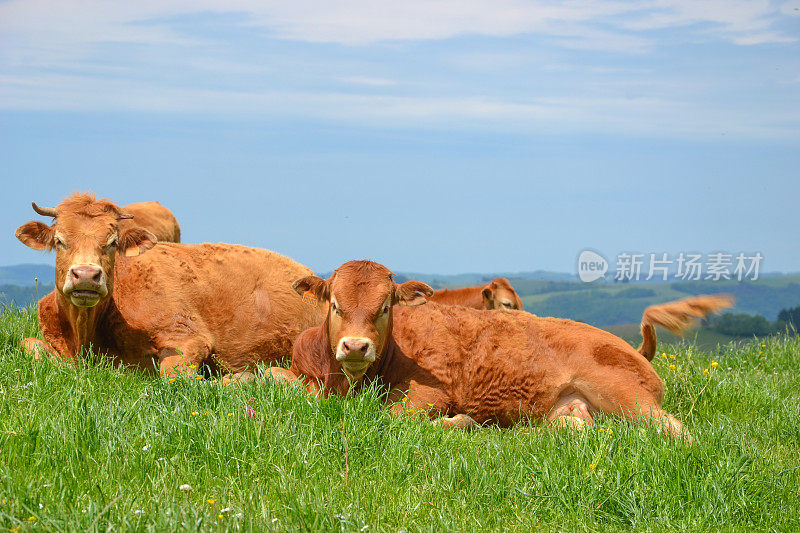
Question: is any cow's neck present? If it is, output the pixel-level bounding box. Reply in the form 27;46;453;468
56;292;108;354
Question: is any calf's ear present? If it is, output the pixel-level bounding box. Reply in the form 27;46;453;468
481;285;495;307
119;227;158;257
395;280;434;307
292;275;329;302
15;222;56;251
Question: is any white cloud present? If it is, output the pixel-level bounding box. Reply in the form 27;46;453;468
1;72;797;141
0;1;797;141
0;0;795;56
340;76;397;87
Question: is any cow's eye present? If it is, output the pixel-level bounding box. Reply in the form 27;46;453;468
105;237;118;251
382;305;389;314
332;302;342;316
54;237;67;250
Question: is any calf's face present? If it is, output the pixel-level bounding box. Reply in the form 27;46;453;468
482;278;523;310
15;195;157;308
293;261;433;382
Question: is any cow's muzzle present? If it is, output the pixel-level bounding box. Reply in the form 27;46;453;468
63;264;108;307
336;337;376;380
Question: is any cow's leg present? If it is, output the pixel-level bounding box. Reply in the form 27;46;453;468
437;413;479;430
158;339;211;377
636;407;694;445
388;382;457;424
569;370;694;444
19;338;59;360
263;367;323;397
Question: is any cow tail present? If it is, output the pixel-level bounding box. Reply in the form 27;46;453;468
638;294;734;361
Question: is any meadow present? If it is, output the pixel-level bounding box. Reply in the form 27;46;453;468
1;306;798;532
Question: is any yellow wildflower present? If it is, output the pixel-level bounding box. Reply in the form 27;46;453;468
711;361;718;368
195;376;202;380
661;353;667;359
598;428;605;433
189;364;197;369
28;516;37;522
589;464;597;470
228;412;233;417
218;514;224;519
669;364;676;370
169;378;176;383
192;411;199;416
669;354;676;360
207;498;217;504
608;429;614;435
703;368;709;375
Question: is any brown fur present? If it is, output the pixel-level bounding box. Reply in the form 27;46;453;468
638;295;734;360
275;260;730;442
120;201;181;243
15;193;324;374
429;278;524;310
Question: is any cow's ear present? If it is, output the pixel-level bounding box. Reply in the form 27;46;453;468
481;285;495;307
119;227;158;257
15;221;56;251
394;280;434;307
292;275;329;302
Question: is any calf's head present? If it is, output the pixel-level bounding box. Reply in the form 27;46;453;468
292;260;433;382
482;278;523;310
15;193;157;308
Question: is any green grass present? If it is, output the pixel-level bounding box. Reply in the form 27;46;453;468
1;306;799;532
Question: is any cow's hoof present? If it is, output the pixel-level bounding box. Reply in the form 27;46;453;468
437;413;479;430
552;415;588;431
220;371;257;386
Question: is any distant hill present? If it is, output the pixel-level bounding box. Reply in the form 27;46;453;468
519;274;800;326
316;270;574;287
602;323;738;351
0;264;55;286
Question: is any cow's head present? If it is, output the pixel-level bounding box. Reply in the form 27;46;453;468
292;260;433;382
481;278;523;310
15;193;157;308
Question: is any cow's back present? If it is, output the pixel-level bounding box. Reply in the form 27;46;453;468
122;201;181;243
109;243;324;370
428;287;483;308
391;304;660;424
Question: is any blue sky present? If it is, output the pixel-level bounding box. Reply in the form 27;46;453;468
1;1;799;274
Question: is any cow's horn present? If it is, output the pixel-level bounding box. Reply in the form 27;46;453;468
32;202;58;217
117;212;135;220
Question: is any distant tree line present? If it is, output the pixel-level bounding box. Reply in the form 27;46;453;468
708;306;799;337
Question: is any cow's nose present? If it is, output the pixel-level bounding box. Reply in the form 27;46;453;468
342;339;369;355
70;265;103;285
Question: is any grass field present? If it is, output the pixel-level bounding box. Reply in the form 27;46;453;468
1;306;799;532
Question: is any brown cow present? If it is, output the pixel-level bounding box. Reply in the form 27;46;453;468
121;201;181;243
269;260;732;442
33;199;182;244
15;193;325;374
429;278;523;310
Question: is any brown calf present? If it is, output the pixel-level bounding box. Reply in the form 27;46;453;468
270;260;732;441
429;277;523;310
15;193;325;374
